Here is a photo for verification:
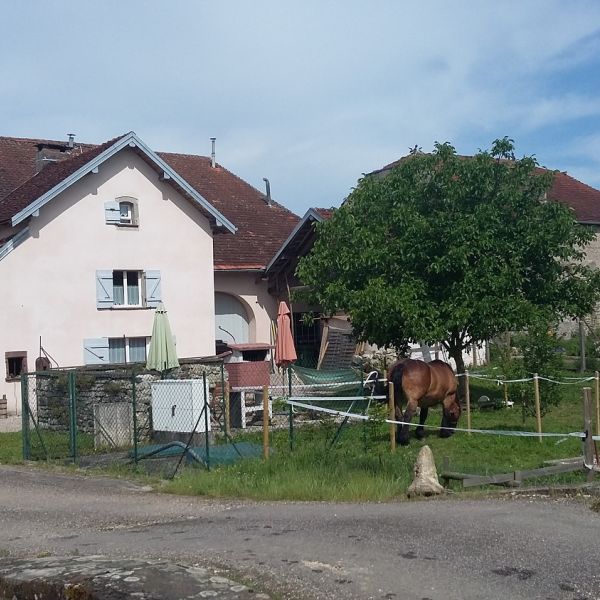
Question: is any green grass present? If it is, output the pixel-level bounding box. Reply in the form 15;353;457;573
3;371;596;501
161;376;596;500
0;432;23;463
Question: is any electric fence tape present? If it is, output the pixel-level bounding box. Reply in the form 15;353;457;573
287;398;600;442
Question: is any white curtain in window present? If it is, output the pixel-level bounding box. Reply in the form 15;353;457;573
126;271;139;305
129;337;147;363
109;338;126;363
113;271;124;305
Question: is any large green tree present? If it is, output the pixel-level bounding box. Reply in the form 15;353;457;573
297;138;600;376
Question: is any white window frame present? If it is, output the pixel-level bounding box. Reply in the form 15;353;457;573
119;201;134;224
116;196;138;227
113;270;142;307
108;336;149;364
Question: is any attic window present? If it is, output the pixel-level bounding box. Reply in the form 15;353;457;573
119;201;134;224
104;197;138;227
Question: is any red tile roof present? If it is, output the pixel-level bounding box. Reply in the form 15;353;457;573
376;155;600;223
0;136;124;224
0;135;300;269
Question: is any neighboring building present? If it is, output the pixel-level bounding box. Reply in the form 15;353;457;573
0;133;299;414
266;158;600;365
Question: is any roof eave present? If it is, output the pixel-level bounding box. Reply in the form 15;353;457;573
265;208;324;273
10;132;237;234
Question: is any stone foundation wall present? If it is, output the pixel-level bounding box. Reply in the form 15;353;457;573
30;358;226;440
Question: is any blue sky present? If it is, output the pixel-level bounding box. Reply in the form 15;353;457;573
2;1;600;216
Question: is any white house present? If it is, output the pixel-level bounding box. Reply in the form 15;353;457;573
0;133;300;414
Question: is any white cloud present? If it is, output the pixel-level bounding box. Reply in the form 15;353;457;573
2;1;600;212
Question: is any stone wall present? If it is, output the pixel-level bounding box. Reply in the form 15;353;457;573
30;358;226;442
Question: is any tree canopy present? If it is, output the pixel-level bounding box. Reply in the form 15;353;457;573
297;138;600;373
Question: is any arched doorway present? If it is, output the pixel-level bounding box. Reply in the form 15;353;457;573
215;292;250;346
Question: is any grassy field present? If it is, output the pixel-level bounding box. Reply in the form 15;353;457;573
1;370;596;501
161;371;597;500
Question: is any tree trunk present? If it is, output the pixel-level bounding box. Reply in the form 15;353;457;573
448;344;467;402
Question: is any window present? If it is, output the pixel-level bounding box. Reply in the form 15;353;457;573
104;197;138;226
84;337;148;365
119;201;134;225
96;270;161;309
5;351;27;381
113;270;141;306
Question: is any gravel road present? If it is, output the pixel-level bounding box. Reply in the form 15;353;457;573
1;465;599;599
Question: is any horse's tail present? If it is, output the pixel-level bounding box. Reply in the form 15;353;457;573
386;360;405;414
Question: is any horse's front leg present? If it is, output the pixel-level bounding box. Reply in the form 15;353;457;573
415;406;429;440
396;400;417;446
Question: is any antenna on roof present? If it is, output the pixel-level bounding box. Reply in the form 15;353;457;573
67;133;75;149
263;178;272;206
210;137;216;168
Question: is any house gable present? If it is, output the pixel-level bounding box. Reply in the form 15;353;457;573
0;132;236;233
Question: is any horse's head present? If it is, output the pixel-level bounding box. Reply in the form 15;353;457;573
440;394;461;437
444;397;461;425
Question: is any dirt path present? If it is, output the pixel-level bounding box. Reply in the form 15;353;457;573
1;465;599;599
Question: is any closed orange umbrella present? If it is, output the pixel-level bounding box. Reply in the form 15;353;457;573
275;301;297;367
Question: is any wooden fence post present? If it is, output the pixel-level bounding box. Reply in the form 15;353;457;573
263;385;270;460
533;373;542;442
465;370;471;435
583;387;595;481
388;381;396;452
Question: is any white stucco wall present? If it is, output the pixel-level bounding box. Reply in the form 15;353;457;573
0;149;216;414
214;272;278;345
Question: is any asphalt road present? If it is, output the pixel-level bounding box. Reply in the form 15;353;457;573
0;465;599;600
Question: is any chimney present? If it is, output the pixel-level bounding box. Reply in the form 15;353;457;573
67;133;75;149
263;178;272;206
210;137;216;168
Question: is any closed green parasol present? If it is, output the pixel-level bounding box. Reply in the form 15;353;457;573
146;302;179;372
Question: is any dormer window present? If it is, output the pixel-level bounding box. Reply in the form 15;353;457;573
104;197;138;227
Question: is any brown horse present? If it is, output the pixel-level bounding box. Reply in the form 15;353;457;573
386;358;460;445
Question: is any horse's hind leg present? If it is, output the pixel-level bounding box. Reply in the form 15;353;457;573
397;400;417;446
415;407;428;440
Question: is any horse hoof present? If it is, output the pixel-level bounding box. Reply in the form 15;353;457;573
398;437;410;446
439;429;453;438
415;430;425;440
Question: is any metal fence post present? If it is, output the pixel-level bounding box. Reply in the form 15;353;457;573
21;373;30;460
288;367;294;452
583;387;595;481
132;371;138;464
68;371;77;462
204;373;210;470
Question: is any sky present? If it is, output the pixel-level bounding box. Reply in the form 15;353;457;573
2;1;600;216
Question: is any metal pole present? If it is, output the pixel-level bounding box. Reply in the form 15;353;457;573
21;373;30;460
69;371;78;462
534;373;542;442
579;320;587;373
465;370;471;435
583;387;595;480
263;385;269;459
204;373;210;471
220;362;226;438
132;372;138;464
595;371;600;437
224;382;231;438
288;367;294;452
388;381;396;452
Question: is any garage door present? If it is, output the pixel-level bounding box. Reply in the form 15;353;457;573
215;293;249;344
